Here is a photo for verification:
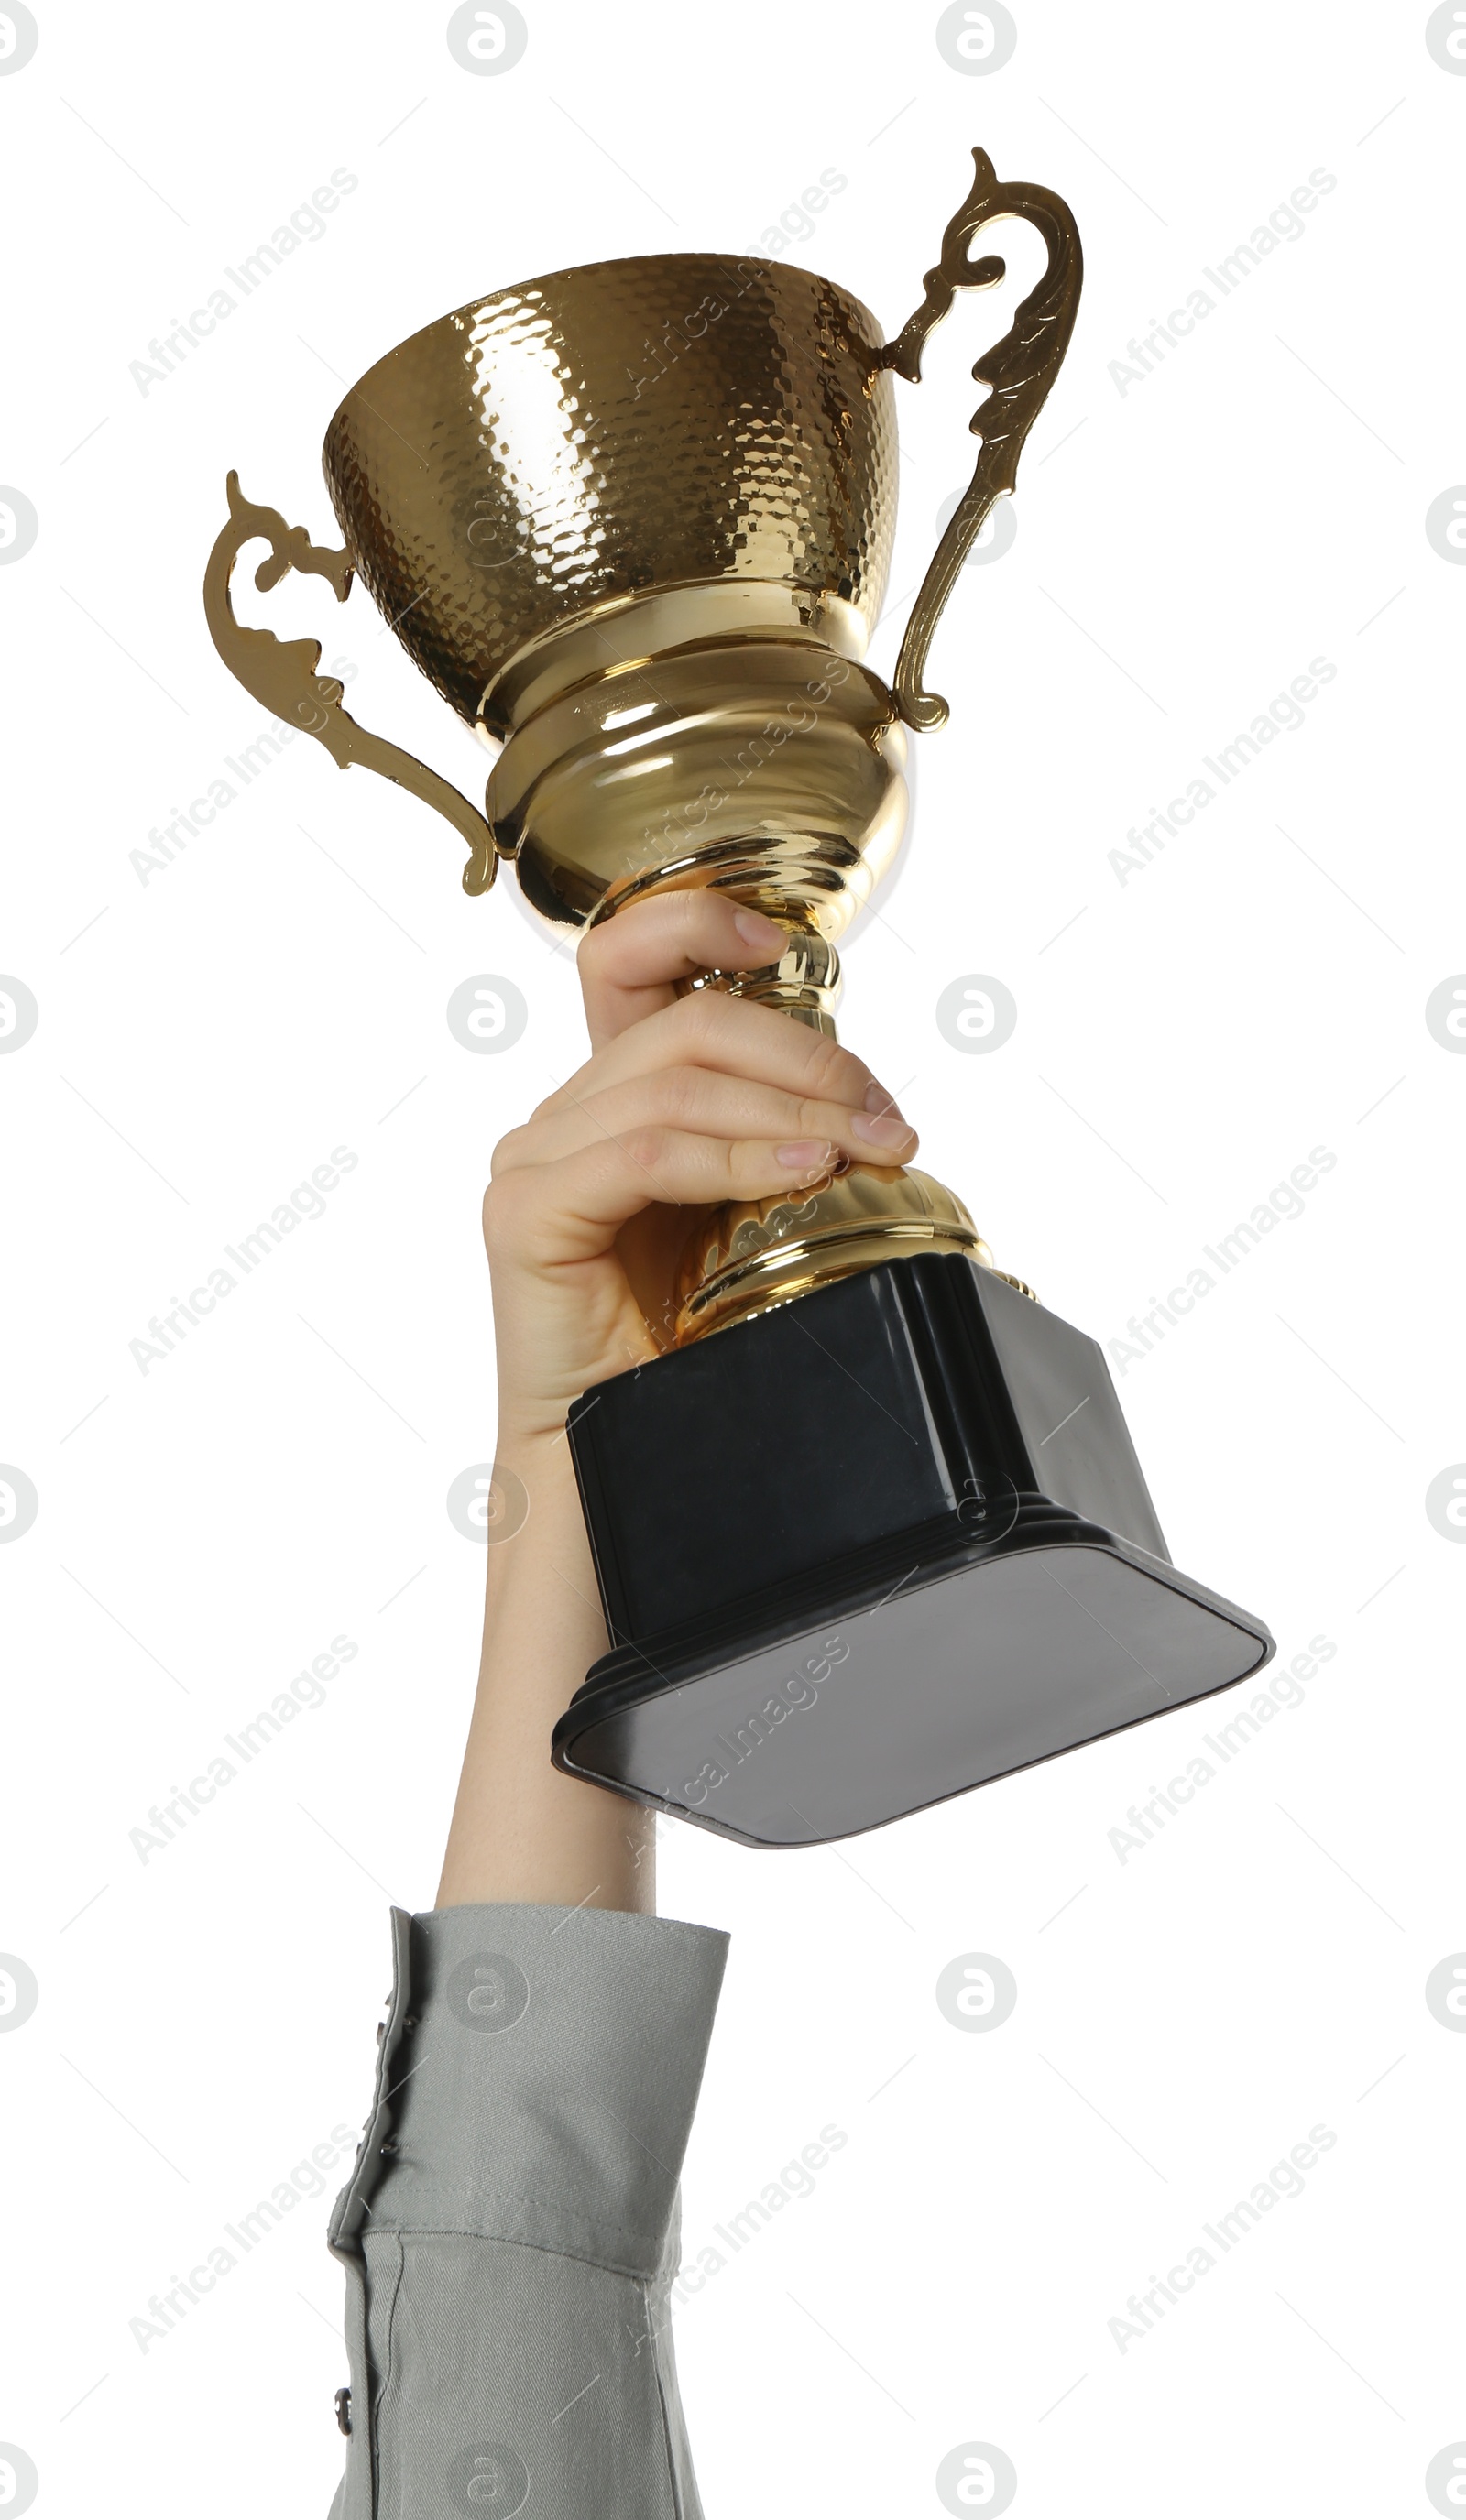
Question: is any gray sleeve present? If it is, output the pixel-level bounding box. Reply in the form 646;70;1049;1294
324;1900;729;2520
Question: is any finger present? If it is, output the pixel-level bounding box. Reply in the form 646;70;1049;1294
540;985;907;1133
576;891;792;1046
486;1125;847;1267
492;1062;918;1175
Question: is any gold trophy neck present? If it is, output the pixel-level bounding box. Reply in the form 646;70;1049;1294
487;623;909;944
476;580;873;741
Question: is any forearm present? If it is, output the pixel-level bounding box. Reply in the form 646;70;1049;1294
435;1427;656;1915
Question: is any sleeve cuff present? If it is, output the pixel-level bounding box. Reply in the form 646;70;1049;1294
329;1902;729;2282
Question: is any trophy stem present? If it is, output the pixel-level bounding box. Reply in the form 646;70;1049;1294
676;925;842;1039
658;903;1024;1347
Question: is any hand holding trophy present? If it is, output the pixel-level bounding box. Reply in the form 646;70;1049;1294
205;147;1272;1849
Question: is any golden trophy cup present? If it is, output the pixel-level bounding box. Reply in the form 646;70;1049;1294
205;146;1272;1849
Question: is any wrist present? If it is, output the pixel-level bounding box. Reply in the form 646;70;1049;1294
482;1417;598;1616
490;1407;579;1467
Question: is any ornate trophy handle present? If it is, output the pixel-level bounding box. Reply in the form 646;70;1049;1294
202;472;497;894
881;147;1083;732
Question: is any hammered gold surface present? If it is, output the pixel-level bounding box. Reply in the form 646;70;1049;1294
322;256;898;733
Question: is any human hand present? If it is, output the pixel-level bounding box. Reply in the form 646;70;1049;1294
482;894;918;1445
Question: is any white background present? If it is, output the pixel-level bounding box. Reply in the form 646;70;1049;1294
2;3;1463;2514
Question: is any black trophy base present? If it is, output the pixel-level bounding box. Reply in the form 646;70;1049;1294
552;1253;1273;1849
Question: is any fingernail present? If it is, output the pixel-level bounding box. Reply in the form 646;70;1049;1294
864;1079;905;1119
777;1139;834;1169
852;1110;915;1148
734;909;788;955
